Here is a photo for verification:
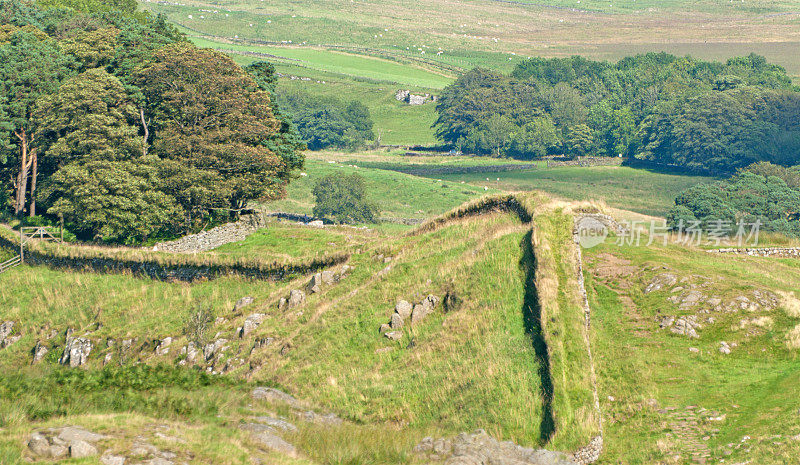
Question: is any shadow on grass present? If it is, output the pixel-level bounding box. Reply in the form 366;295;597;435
519;229;556;445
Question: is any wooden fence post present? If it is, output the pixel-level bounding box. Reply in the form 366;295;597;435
19;227;24;264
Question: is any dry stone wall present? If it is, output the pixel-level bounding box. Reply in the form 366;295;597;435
707;247;800;258
153;214;268;253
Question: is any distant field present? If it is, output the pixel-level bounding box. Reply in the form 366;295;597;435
146;0;800;145
429;165;715;217
263;154;500;220
270;151;713;218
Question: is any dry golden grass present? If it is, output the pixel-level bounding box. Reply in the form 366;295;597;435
778;291;800;318
785;324;800;350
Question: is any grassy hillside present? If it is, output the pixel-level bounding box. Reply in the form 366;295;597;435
584;233;800;463
0;195;557;463
2;192;800;463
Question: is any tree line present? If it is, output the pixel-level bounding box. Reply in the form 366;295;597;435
434;54;800;172
669;162;800;237
0;0;305;243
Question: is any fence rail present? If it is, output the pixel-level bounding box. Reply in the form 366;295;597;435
0;255;21;274
21;226;62;244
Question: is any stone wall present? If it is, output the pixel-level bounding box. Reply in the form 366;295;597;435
0;227;348;282
546;157;624;168
153;214;268;253
707;247;800;258
384;163;538;177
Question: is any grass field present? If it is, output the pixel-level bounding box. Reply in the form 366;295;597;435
145;0;800;81
141;0;800;145
263;154;501;220
280;151;714;218
431;165;715;217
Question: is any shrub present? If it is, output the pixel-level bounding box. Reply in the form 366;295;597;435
184;307;214;347
312;174;378;224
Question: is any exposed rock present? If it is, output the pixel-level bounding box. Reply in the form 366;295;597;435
69;439;98;458
670;316;701;339
424;294;440;311
179;342;198;365
249;431;297;457
296;410;343;426
645;273;677;293
390;312;405;329
55;426;106;443
288;290;305;308
59;337;92;367
240;313;265;338
144;458;173;465
27;433;52;457
32;341;48;363
411;303;431;326
719;341;732;355
250;416;297;432
321;270;336;285
154;337;172;356
130;441;159;456
379;323;391;334
308;220;324;228
251;387;301;408
0;321;20;348
234;296;255;311
395;300;413;319
385;331;403;341
307;273;322;294
203;339;228;361
101;454;126;465
680;290;706;308
0;321;14;341
414;430;576;465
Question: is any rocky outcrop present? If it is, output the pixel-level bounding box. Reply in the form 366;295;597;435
154;337;172;356
239;313;265;338
28;426;107;460
0;320;20;348
59;335;92;367
32;340;49;363
414;429;577;465
381;295;440;337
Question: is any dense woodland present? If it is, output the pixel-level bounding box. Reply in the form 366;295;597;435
435;55;800;172
0;0;305;243
669;162;800;236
